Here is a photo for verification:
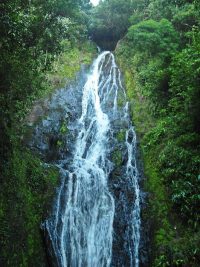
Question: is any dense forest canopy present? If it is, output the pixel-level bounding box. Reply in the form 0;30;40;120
0;0;200;266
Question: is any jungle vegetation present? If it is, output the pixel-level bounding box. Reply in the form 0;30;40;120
0;0;200;266
0;1;95;265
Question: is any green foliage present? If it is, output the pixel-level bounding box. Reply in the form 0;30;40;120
47;40;96;89
120;19;179;110
0;0;91;104
172;3;198;32
138;58;170;108
89;0;148;49
146;0;180;20
112;149;123;167
116;0;200;264
169;37;200;133
0;0;92;165
0;0;200;265
127;19;179;57
0;1;95;265
60;122;68;135
0;146;58;266
115;65;155;138
116;129;126;142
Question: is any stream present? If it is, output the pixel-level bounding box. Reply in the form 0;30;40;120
29;51;143;267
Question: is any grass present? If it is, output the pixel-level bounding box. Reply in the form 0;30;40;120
47;40;96;89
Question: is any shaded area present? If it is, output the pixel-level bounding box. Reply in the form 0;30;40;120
88;0;145;50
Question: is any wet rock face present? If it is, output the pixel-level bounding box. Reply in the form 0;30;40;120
26;67;88;163
26;68;89;266
28;54;149;267
136;150;150;267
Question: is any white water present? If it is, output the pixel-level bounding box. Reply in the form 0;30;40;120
44;52;141;267
126;128;141;267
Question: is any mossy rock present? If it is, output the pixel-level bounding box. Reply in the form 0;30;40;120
112;149;123;167
0;146;59;266
116;129;126;142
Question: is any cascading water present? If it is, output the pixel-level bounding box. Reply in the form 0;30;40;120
30;51;141;266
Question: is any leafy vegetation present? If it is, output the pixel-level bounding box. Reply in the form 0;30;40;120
1;0;200;265
109;0;200;265
47;39;96;89
88;0;147;49
0;0;95;265
0;147;58;266
112;149;123;167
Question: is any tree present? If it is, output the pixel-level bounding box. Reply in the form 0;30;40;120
127;19;178;57
89;0;148;49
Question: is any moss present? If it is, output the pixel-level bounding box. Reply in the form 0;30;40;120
123;69;155;139
142;152;175;265
57;140;63;147
116;129;126;142
112;149;123;167
117;90;126;108
47;40;96;89
0;146;59;266
143;154;169;217
60;121;68;135
117;96;124;108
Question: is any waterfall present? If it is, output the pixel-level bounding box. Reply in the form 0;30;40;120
37;52;141;267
